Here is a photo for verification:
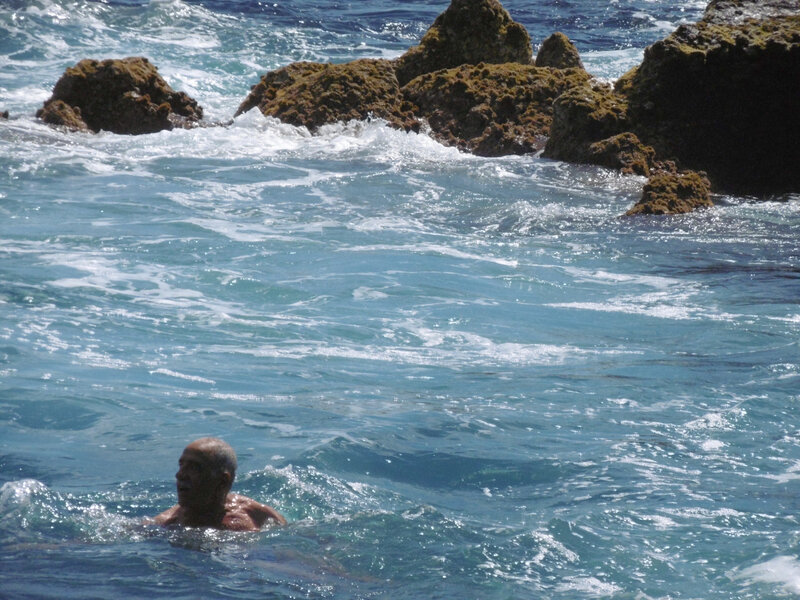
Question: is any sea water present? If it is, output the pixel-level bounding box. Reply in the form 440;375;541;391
1;1;799;598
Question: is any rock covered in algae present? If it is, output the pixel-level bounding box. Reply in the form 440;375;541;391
393;0;533;86
236;59;419;133
535;32;584;69
403;62;591;156
587;132;656;177
702;0;800;25
542;81;629;163
36;57;203;134
625;171;713;216
618;10;800;194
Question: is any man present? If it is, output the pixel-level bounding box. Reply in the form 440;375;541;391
151;437;286;531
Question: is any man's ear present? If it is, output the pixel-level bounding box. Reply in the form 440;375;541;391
219;470;233;490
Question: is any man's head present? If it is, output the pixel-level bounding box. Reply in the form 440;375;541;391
175;437;238;515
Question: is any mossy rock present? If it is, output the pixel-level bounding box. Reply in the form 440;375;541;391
620;15;800;194
587;132;656;176
394;0;533;86
703;0;800;25
36;99;91;132
240;59;418;133
234;62;327;118
402;62;591;156
36;57;203;134
535;32;584;69
625;170;713;216
542;80;629;163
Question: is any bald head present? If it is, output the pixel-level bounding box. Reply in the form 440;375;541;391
185;437;238;483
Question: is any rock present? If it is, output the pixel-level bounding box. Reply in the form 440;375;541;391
393;0;533;86
535;32;584;69
235;61;326;118
703;0;800;25
625;170;713;216
37;57;203;134
36;99;91;132
402;63;591;156
542;80;629;164
619;13;800;194
587;132;656;176
1;110;8;119
237;59;418;133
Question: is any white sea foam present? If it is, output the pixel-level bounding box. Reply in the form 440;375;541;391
732;556;800;595
150;368;215;384
555;576;622;597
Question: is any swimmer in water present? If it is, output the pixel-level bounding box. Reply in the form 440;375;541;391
150;437;286;531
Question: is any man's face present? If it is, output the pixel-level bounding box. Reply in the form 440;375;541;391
175;445;222;511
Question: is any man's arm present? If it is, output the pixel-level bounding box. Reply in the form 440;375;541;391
147;504;181;526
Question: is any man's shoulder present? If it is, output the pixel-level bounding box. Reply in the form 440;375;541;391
151;504;182;525
226;494;287;528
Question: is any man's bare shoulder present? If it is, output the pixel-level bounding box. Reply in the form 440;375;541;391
148;504;182;526
225;493;287;530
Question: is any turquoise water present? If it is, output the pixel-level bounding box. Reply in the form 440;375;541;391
2;1;800;598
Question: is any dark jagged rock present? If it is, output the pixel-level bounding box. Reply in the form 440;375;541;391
619;13;800;194
542;81;629;164
587;132;656;176
625;171;713;216
1;110;8;119
37;57;203;134
236;59;419;133
402;63;591;156
535;32;584;69
393;0;533;86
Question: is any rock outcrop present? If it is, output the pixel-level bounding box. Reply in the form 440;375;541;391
535;32;584;69
37;57;203;134
393;0;533;87
1;110;8;120
235;59;419;133
231;0;798;211
625;171;713;216
403;63;591;156
619;12;800;194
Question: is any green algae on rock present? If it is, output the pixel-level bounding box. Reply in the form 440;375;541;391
402;63;591;156
237;59;419;133
588;132;657;177
36;57;203;134
393;0;533;87
625;170;713;216
535;32;584;69
234;61;327;118
620;14;800;194
542;81;629;164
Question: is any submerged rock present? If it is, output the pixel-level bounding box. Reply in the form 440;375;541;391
37;57;203;134
236;59;418;133
403;63;591;156
619;12;800;194
535;32;584;69
393;0;533;86
625;171;713;216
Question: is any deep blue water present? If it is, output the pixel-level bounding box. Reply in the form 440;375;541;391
2;1;800;598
